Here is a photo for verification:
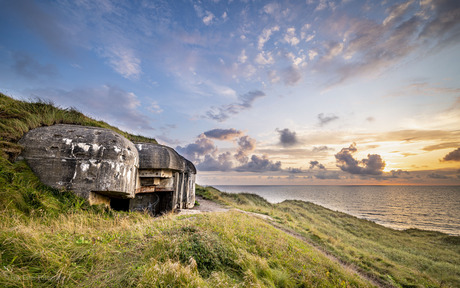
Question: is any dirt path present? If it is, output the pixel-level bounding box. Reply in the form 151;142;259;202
178;196;388;288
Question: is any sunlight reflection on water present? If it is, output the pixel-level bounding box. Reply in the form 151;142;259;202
214;185;460;236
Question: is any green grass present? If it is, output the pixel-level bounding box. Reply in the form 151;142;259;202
1;93;459;287
197;185;460;288
0;93;156;161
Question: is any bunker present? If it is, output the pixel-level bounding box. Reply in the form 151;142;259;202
19;124;139;206
18;124;196;214
130;143;196;215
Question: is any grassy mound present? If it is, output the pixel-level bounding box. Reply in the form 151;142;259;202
0;93;156;161
1;93;459;287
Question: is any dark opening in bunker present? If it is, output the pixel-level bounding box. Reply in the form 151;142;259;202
156;191;173;215
110;198;130;211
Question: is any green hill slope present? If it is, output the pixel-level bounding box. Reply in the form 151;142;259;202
1;93;459;287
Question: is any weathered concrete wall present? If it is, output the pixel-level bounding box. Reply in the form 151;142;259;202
134;143;196;211
135;143;184;171
19;124;139;202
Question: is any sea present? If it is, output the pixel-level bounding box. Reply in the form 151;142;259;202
214;185;460;236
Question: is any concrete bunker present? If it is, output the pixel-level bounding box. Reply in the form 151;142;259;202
131;143;196;215
19;124;139;206
19;124;196;215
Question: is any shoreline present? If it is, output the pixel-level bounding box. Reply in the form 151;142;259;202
213;184;460;237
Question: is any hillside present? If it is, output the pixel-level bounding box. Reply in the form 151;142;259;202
1;93;459;287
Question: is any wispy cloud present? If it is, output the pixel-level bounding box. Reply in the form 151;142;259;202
206;90;266;122
318;113;339;126
105;46;142;79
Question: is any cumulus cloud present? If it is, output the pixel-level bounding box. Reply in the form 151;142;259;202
255;51;275;65
276;128;298;147
203;128;243;141
235;155;282;172
335;143;385;175
11;52;57;79
318;113;339;126
284;27;300;46
442;147;460;161
258;26;280;50
196;152;233;171
206;90;266;122
235;136;256;163
176;134;217;162
309;160;326;170
202;11;215;25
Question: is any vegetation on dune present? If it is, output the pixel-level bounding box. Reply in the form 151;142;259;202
0;93;156;161
196;185;460;288
0;161;371;287
1;93;459;287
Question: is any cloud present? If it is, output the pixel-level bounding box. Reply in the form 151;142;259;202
427;173;450;179
176;134;217;162
258;26;280;50
205;90;266;122
202;11;215;25
196;152;233;171
203;128;244;141
423;142;460;151
388;169;410;178
235;136;256;163
276;128;298;147
316;0;460;86
148;101;163;114
442;148;460;162
268;70;280;83
335;143;385;175
284;27;300;46
312;146;332;152
105;46;142;79
318;113;339;126
235;155;282;172
263;3;280;15
282;66;302;86
288;167;304;173
378;129;460;142
11;52;57;79
238;49;247;63
314;171;340;179
255;51;275;65
27;85;153;132
309;160;325;170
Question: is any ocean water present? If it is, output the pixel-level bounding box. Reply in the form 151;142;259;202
214;185;460;236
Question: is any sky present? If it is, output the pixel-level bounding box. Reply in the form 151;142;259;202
1;0;459;185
